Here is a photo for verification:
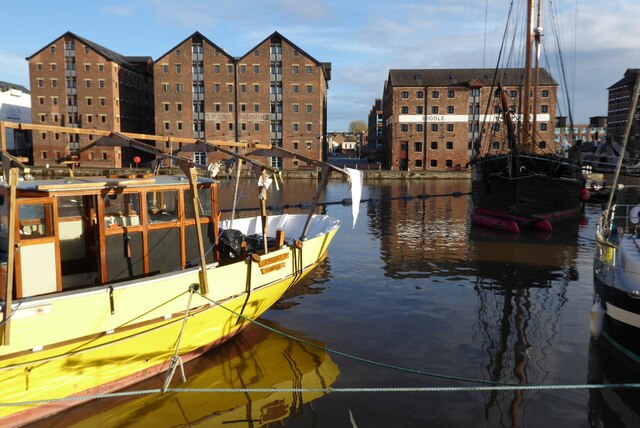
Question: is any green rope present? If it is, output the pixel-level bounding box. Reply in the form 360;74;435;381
5;294;638;410
199;294;599;390
199;293;514;386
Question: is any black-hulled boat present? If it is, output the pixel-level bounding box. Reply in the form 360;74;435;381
593;66;640;362
470;0;584;228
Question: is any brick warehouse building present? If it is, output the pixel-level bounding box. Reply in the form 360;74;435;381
27;32;154;167
382;69;558;170
366;98;384;162
607;69;640;147
154;31;331;169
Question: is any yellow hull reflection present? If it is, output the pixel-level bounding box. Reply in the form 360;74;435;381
34;320;339;427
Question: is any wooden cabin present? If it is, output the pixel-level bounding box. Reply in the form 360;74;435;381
0;176;219;299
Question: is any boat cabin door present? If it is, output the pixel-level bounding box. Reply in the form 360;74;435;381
15;198;59;297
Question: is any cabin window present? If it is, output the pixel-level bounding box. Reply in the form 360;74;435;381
184;188;212;218
104;193;140;228
147;191;179;224
19;203;53;238
58;196;83;218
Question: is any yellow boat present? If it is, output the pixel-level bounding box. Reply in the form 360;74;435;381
37;320;339;427
0;125;353;426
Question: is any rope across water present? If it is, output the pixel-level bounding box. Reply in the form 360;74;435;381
2;293;638;409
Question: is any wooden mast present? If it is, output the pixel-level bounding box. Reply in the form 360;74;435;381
531;0;543;149
521;0;535;152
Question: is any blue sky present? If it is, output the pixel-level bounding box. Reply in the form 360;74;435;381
1;0;639;130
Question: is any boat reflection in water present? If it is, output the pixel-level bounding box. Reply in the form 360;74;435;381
30;320;339;427
587;338;640;427
366;179;582;425
469;217;580;424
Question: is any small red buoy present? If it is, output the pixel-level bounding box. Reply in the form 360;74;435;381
580;188;590;202
133;156;141;164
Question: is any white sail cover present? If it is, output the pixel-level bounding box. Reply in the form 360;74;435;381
345;168;362;228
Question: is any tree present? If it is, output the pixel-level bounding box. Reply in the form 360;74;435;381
348;120;367;134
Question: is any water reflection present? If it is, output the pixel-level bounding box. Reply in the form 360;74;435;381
30;321;339;428
587;339;640;427
366;180;471;278
364;179;586;426
470;217;580;425
273;258;333;310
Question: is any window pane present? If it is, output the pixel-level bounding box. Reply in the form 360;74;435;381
104;193;140;228
147;191;179;223
19;203;53;238
184;188;212;218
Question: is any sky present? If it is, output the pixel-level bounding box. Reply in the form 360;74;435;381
1;0;639;131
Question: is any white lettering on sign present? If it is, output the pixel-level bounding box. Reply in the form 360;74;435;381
239;113;270;122
204;112;233;121
398;113;552;123
399;114;469;123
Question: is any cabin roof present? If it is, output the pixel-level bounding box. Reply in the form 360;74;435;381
8;175;217;194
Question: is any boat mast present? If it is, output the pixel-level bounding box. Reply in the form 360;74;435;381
499;85;519;180
521;0;535;152
531;0;543;149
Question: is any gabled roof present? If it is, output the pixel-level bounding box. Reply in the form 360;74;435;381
607;68;639;90
388;68;557;87
26;31;153;76
155;31;235;63
241;31;331;82
0;80;29;93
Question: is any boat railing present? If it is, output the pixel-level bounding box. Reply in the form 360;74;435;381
597;204;640;248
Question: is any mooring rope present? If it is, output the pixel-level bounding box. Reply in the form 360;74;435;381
2;292;640;409
198;293;512;386
161;284;199;392
220;191;470;213
3;382;640;408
